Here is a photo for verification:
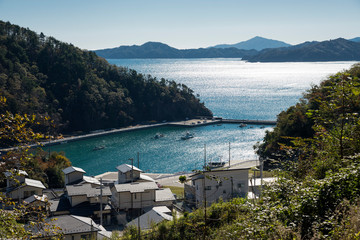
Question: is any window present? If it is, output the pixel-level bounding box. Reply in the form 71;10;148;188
134;193;137;199
205;186;211;190
223;190;226;194
237;183;242;188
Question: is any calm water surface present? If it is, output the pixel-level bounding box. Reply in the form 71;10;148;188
51;60;356;175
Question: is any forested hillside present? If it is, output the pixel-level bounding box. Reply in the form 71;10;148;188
244;38;360;62
0;21;212;135
123;64;360;239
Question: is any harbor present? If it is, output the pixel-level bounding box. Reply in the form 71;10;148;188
1;118;275;153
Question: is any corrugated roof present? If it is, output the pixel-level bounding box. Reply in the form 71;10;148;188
66;184;111;197
116;164;142;173
24;178;46;189
82;176;101;185
62;166;86;175
155;188;176;202
114;181;158;193
126;206;173;229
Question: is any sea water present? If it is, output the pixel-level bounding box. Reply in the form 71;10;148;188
49;60;356;175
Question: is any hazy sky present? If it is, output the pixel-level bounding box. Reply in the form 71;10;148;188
0;0;359;50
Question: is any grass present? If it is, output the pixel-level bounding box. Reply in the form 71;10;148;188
163;185;184;199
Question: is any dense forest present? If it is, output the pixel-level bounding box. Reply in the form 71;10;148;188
122;64;360;239
0;21;212;138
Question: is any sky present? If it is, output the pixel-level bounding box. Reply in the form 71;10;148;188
0;0;359;50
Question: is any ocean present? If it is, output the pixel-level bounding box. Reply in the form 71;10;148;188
48;60;356;175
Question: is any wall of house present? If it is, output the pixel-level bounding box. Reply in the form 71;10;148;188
65;172;84;185
9;186;43;200
194;170;249;207
70;195;88;207
118;170;141;183
89;196;108;204
113;190;156;210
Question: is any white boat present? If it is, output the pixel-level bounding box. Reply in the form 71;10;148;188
239;123;247;128
181;132;194;140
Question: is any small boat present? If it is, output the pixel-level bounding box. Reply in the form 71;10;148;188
207;162;226;169
154;133;164;139
239;123;247;128
260;126;265;129
93;146;105;151
181;132;194;140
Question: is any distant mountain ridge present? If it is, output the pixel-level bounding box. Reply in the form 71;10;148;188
212;36;292;51
243;38;360;62
95;42;257;59
95;36;360;62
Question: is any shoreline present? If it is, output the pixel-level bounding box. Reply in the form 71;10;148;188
0;118;275;153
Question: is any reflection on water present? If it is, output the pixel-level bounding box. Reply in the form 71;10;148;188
47;124;272;175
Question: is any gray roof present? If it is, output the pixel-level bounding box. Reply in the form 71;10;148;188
47;215;100;234
155;188;176;202
116;164;142;173
113;181;158;193
63;166;86;175
66;184;111;197
126;206;173;229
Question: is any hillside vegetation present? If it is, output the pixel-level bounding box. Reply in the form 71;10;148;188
95;41;257;59
0;21;211;137
121;64;360;239
244;38;360;62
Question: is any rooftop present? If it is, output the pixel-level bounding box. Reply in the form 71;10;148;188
113;181;158;193
66;184;111;197
63;166;86;175
126;206;173;229
116;164;142;173
155;188;176;202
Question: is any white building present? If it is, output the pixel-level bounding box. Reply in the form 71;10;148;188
185;168;249;207
111;181;159;210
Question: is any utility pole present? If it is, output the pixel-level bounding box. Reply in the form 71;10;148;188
228;142;231;168
137;152;140;168
138;192;142;240
130;158;134;183
203;171;207;240
204;144;207;169
100;177;103;226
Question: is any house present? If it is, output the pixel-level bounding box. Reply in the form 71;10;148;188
30;215;111;240
62;166;100;186
65;183;112;224
66;183;111;207
184;168;249;207
111;181;159;210
247;177;277;199
116;164;142;183
126;206;173;230
63;166;86;186
4;169;28;190
6;177;46;201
